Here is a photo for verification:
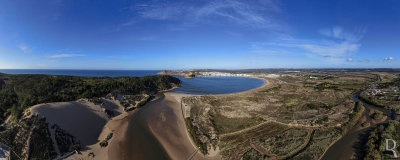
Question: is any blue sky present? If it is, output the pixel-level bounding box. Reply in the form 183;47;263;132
0;0;399;69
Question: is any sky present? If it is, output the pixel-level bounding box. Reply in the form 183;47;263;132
0;0;399;69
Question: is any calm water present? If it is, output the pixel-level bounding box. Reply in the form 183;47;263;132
0;69;265;94
172;76;265;95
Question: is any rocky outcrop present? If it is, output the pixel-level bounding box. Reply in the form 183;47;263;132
157;70;197;78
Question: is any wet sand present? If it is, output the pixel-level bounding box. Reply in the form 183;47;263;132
108;78;268;160
108;92;198;160
30;101;110;146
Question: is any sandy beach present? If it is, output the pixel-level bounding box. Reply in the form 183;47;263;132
107;92;201;160
107;78;267;160
27;77;267;160
30;98;125;159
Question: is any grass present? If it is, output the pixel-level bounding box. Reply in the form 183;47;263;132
242;149;263;160
292;129;342;160
211;113;264;134
342;101;365;134
182;71;392;159
218;121;313;159
185;118;209;155
265;128;312;156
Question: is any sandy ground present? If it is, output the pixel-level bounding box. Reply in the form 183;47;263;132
28;78;267;160
107;92;223;160
30;98;126;160
107;92;196;160
106;79;268;160
30;100;110;146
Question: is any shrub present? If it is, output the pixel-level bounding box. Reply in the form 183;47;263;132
372;111;384;120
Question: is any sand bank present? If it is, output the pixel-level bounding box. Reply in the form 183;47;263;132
107;92;198;160
30;98;125;159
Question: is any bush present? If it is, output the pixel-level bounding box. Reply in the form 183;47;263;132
372;111;384;120
342;102;365;134
99;140;108;147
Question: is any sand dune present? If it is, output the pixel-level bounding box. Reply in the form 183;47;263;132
31;100;110;146
29;92;221;160
29;98;127;160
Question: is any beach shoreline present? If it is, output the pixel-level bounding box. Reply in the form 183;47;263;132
29;76;269;160
107;76;269;160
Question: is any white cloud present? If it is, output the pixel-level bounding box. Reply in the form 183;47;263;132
319;26;365;42
134;0;282;29
18;44;32;53
50;54;85;58
257;27;363;60
298;42;360;58
346;58;353;62
384;57;394;61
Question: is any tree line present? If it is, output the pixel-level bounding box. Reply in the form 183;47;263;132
0;73;180;121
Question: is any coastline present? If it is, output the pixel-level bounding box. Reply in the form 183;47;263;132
107;76;268;160
27;75;269;160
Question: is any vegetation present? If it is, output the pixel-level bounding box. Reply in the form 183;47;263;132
185;118;208;154
217;121;314;159
359;77;400;110
183;71;386;159
242;149;263;160
53;124;79;154
99;133;113;147
29;118;58;159
211;114;264;134
0;73;180;122
372;111;384;120
342;101;365;134
292;129;342;160
0;116;59;159
364;120;400;159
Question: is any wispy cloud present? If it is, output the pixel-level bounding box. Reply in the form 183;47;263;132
134;0;282;29
319;26;365;42
254;27;365;64
297;42;360;58
49;54;85;58
18;44;32;53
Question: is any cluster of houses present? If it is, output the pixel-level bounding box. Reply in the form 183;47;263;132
199;72;252;77
365;82;400;96
366;82;383;96
367;89;384;96
199;71;281;79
